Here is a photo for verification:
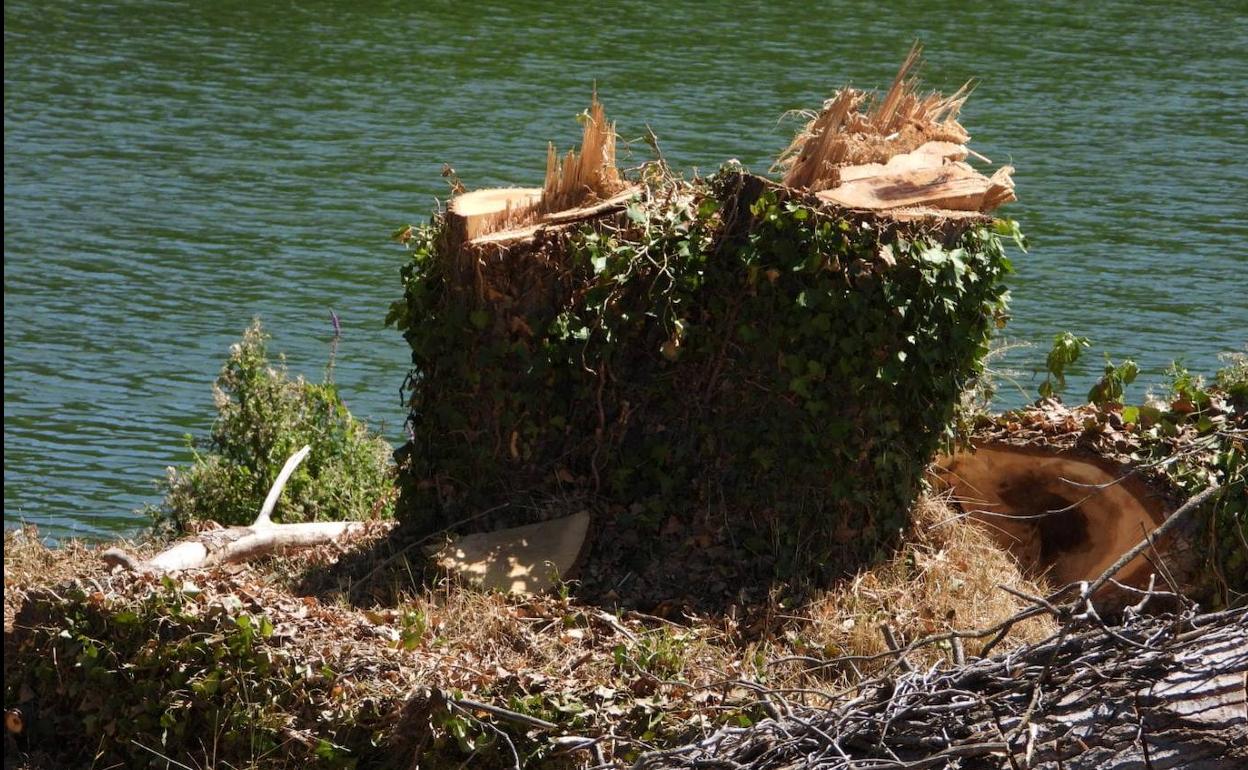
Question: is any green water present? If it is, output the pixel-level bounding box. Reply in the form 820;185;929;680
5;1;1246;539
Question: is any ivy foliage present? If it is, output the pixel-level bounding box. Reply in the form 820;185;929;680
1010;345;1246;604
1130;357;1247;600
6;579;367;768
388;171;1017;578
152;320;395;531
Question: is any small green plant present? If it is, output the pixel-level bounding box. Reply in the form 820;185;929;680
1216;350;1248;410
153;319;395;530
613;628;689;680
1088;355;1139;405
1038;332;1090;399
1165;361;1212;414
5;579;360;768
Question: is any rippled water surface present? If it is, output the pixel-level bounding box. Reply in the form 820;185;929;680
5;1;1246;539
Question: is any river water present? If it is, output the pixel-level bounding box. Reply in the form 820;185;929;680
5;1;1246;539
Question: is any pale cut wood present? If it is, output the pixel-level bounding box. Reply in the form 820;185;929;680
101;445;377;573
425;510;591;596
445;187;543;245
538;91;626;215
816;161;1015;213
834;141;968;184
470;186;638;246
443;93;629;247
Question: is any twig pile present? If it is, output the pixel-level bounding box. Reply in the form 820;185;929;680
635;486;1247;770
636;599;1247;770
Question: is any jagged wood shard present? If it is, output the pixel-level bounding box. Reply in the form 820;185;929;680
443;93;637;248
777;42;1014;216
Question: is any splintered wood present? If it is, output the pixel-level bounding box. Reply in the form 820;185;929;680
538;93;627;215
777;43;1015;216
445;93;635;247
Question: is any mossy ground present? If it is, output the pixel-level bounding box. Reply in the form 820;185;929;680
4;495;1054;769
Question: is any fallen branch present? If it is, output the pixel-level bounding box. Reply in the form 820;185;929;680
635;604;1248;770
634;485;1244;770
101;446;376;572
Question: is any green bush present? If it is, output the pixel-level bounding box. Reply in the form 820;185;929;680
388;171;1016;579
6;579;371;768
153;320;395;530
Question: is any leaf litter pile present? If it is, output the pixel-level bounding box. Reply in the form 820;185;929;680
3;496;1056;769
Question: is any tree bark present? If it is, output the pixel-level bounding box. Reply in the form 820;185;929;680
634;607;1247;770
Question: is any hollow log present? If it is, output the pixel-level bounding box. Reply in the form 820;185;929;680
933;443;1185;605
934;391;1245;607
635;607;1248;770
101;446;379;572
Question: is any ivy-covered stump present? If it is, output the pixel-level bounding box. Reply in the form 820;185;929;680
389;50;1021;610
936;364;1247;609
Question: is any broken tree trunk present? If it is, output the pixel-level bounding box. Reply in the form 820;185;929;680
935;393;1246;607
934;443;1178;604
101;446;377;572
635;605;1248;770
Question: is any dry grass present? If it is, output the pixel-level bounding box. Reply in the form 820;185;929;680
802;495;1055;670
2;527;163;633
3;495;1056;768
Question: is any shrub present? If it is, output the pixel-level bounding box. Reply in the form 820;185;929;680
153;320;395;530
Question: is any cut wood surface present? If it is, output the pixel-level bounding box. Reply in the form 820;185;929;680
935;443;1171;592
100;445;377;573
635;606;1248;770
469;186;638;246
445;187;543;244
817;162;1015;213
425;510;591;596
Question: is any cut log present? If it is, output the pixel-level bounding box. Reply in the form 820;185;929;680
425;510;591;596
635;607;1248;770
934;443;1174;596
101;445;378;573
